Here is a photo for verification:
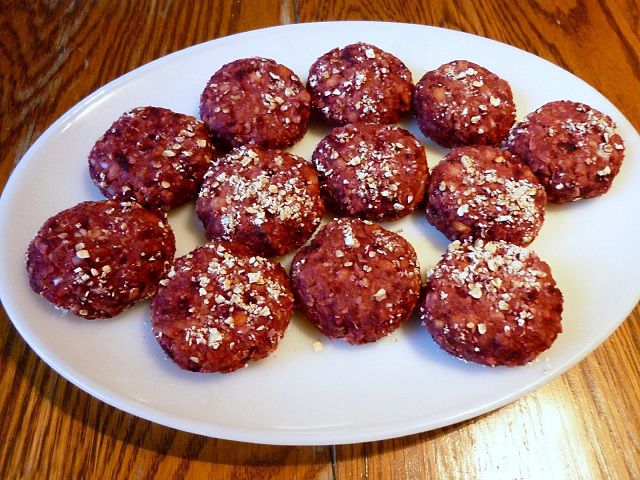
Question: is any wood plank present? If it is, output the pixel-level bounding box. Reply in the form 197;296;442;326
0;0;294;187
296;1;640;478
332;309;640;479
297;0;640;128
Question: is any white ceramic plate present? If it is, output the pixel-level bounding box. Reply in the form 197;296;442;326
1;22;639;446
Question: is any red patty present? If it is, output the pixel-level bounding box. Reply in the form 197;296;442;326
151;242;293;373
421;239;563;366
88;106;215;211
312;123;429;222
196;145;324;257
503;100;625;203
26;200;176;319
307;42;413;126
413;60;516;147
426;146;546;246
200;57;310;149
291;218;421;345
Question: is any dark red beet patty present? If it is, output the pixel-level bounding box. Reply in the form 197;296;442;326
413;60;516;147
151;242;293;373
200;57;310;149
291;218;421;345
307;42;413;126
26;200;175;319
312;123;429;222
196;145;324;257
88;106;215;211
426;146;546;246
421;239;563;366
503;100;625;203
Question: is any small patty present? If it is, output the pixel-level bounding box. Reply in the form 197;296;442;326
312;123;429;221
426;146;546;246
199;57;310;149
291;218;421;345
503;100;625;203
88;106;215;211
307;42;413;126
196;145;324;257
413;60;516;147
151;242;293;373
421;239;563;366
26;200;176;319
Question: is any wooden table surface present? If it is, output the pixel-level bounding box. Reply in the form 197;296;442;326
1;1;639;478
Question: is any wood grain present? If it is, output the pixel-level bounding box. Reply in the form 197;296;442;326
0;0;294;188
332;309;640;480
1;1;639;479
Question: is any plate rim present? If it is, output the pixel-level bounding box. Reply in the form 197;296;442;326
1;20;639;446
